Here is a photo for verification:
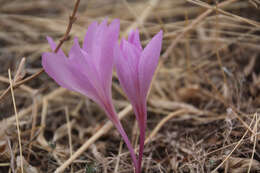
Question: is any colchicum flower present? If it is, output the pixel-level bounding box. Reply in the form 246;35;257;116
115;29;163;172
42;19;138;170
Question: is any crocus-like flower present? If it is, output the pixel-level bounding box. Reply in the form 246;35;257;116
115;30;163;172
42;19;138;170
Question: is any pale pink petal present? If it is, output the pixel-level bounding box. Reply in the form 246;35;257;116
128;29;142;51
68;38;106;101
42;52;72;90
100;19;119;84
91;19;108;67
68;37;99;82
69;38;97;79
115;41;140;105
138;31;163;99
94;19;120;97
121;40;140;76
69;37;86;65
82;21;98;54
46;36;66;57
42;52;95;97
42;52;101;105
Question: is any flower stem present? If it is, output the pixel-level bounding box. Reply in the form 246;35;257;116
136;105;147;173
104;101;138;172
114;120;138;171
138;123;146;173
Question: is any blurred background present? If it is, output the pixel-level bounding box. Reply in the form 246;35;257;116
1;0;260;172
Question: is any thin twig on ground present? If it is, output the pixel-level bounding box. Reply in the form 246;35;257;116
0;0;81;102
54;104;133;173
8;69;24;173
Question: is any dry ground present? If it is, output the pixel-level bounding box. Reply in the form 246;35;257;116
0;0;260;172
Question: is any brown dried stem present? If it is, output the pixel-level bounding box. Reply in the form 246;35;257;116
0;0;81;102
162;0;238;60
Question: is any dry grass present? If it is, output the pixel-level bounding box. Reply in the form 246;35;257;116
1;0;260;172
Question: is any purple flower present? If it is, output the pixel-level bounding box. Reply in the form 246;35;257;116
42;19;138;170
115;30;163;172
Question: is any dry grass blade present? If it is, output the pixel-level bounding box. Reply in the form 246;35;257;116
8;69;24;173
0;0;81;102
162;0;238;59
247;113;259;173
187;0;260;27
145;109;187;144
27;97;38;161
54;105;133;173
65;106;73;173
0;68;44;102
1;0;260;172
5;88;66;131
123;0;159;36
211;114;256;172
114;140;123;173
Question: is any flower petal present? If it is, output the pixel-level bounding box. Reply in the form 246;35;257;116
121;40;140;76
69;38;89;70
69;38;99;83
42;52;72;90
86;19;120;97
91;19;108;67
115;41;140;105
42;52;101;105
128;29;142;51
68;38;107;101
138;31;163;99
43;20;120;110
82;21;98;54
46;36;66;57
99;19;120;93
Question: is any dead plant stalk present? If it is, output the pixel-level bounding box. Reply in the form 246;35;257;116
0;0;81;102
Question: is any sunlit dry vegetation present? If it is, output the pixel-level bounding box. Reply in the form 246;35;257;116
0;0;260;172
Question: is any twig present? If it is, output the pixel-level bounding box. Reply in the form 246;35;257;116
65;106;73;173
5;88;66;132
214;4;227;86
8;69;24;173
114;140;123;173
247;113;259;173
54;0;80;53
0;75;35;94
0;163;10;167
7;137;15;173
123;0;159;37
37;98;50;149
27;96;38;161
121;0;150;38
54;104;133;173
145;109;187;144
204;74;255;135
211;114;256;172
162;0;238;60
0;0;81;102
187;0;260;27
14;57;26;82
